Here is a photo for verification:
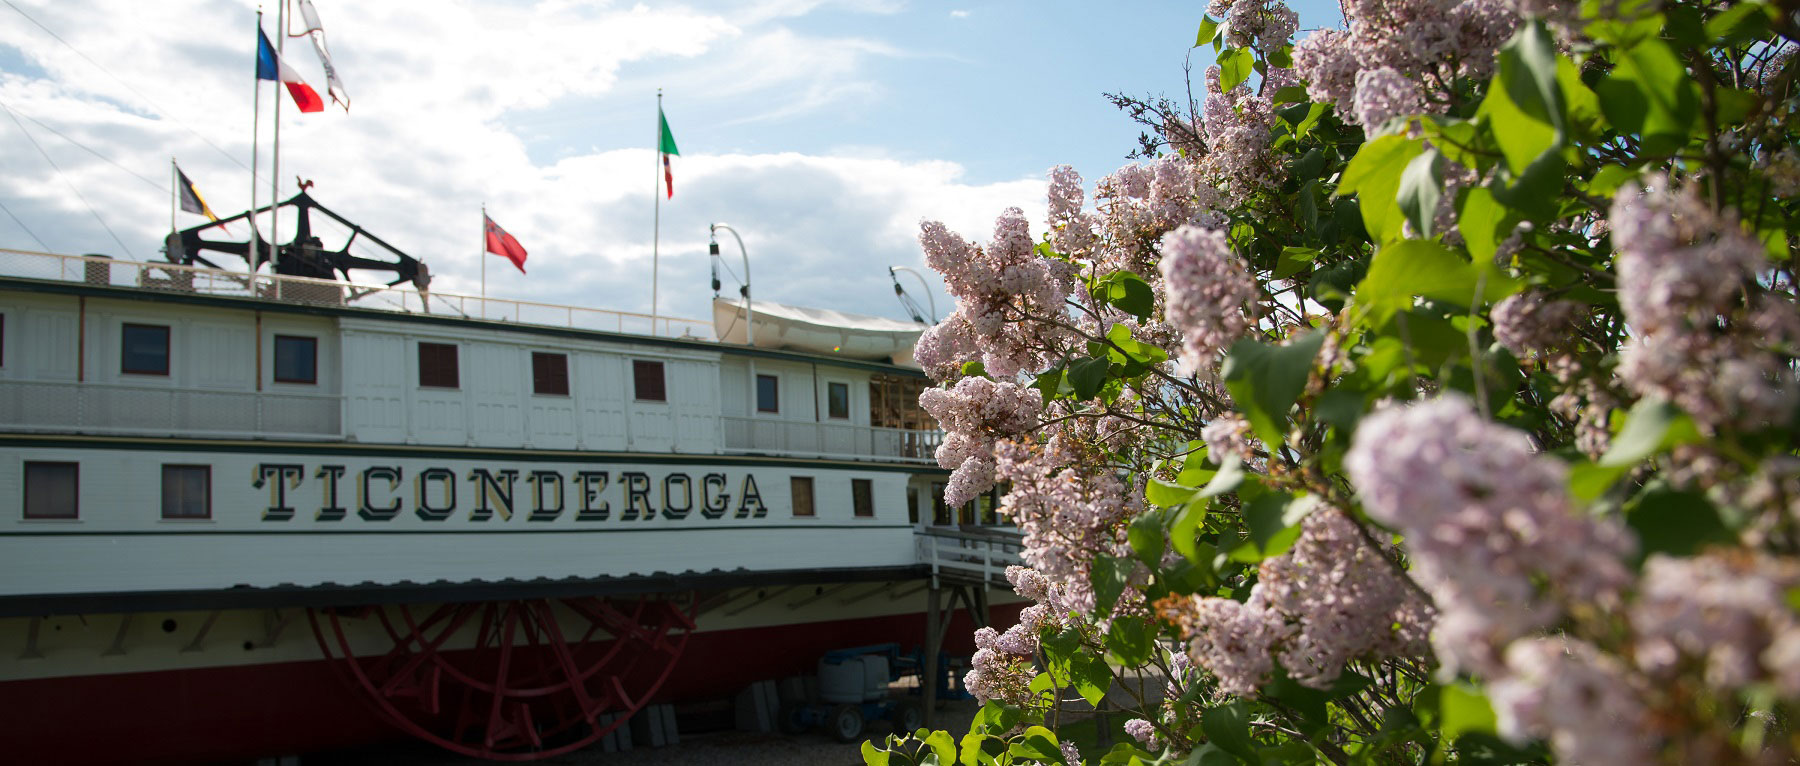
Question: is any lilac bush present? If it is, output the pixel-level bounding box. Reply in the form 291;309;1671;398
867;1;1800;764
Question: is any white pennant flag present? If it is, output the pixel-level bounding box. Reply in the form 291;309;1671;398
292;0;349;111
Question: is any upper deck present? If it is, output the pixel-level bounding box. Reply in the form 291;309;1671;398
0;248;941;464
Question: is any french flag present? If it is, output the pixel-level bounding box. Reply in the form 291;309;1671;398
257;28;324;113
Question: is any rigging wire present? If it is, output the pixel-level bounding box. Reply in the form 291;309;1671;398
0;196;51;252
0;97;167;195
1;99;136;259
3;0;252;174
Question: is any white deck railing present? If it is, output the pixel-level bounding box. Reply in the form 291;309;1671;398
720;415;942;463
916;527;1026;585
0;381;343;440
0;248;714;340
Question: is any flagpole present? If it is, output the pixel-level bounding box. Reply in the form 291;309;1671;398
250;9;262;294
651;89;662;336
481;206;489;319
270;0;286;297
170;157;177;238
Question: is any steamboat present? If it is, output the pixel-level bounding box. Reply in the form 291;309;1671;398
0;190;1021;763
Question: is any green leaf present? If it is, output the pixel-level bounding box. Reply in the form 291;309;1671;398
1480;68;1556;175
1220;332;1326;449
1196;15;1220;46
1272;85;1310;104
1274;246;1319;280
1707;1;1771;45
1489;148;1567;221
1458;187;1511;263
1170;500;1210;562
961;360;986;378
1268;45;1293;69
1600;398;1702;467
1185;744;1242;766
1202;701;1260;764
1010;727;1064;763
1557;55;1604;138
1090;555;1131;617
1587;164;1639;197
1067;356;1111;400
925;730;958;764
1355;240;1520;324
1198;452;1247;498
1569;460;1630;502
1291;102;1327;138
1105;615;1154;667
1396;148;1445;239
1421;117;1483;169
1106;272;1156;319
1219;47;1254;91
863;739;890;766
1596;38;1700;153
1338;134;1427;243
1074;655;1112;706
1237;492;1303;561
1129;511;1166;567
1439;682;1498;742
1496;19;1566;134
1627;485;1736;558
1585;3;1663;47
1147;478;1199;509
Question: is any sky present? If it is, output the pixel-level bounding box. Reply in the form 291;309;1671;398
0;0;1340;330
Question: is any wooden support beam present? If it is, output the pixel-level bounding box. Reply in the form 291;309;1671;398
102;614;133;657
181;610;222;653
923;583;942;726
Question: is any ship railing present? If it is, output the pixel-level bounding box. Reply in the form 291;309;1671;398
0;248;713;340
915;527;1025;586
718;415;942;463
0;379;343;440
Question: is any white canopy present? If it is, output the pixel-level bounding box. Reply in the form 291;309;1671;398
712;297;925;367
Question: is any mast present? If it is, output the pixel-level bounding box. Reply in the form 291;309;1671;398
269;0;285;294
651;89;662;335
250;9;262;290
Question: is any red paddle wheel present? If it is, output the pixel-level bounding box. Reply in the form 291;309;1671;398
308;595;694;761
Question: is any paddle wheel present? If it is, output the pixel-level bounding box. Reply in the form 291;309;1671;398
307;595;694;761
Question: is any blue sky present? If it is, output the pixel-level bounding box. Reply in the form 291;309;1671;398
0;0;1343;327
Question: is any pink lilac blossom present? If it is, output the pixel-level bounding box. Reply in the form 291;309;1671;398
920;377;1041;507
1253;508;1435;688
1047;165;1097;257
1198;66;1287;205
995;437;1138;618
1766;146;1800;201
1158;224;1257;376
1202;413;1255;465
1293;29;1358;105
916;210;1077;381
1123;718;1163;750
1351;67;1426;129
1344;395;1635;676
1059;741;1082;765
1609;178;1797;430
1489;638;1656;766
1490;290;1583;356
1180;596;1282;695
1631;552;1800;692
1292;0;1516;124
1209;0;1300;50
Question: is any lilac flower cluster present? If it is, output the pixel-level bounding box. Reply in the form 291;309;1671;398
1201;412;1255;465
1176;507;1433;693
1489;638;1656;766
965;624;1038;706
1208;0;1300;51
920;377;1041;507
1158;224;1257;376
1198;66;1286;205
914;208;1076;381
1631;552;1800;694
1092;158;1221;282
1610;178;1797;431
1490;290;1583;357
1123;718;1164;750
995;438;1136;617
1344;395;1635;677
1291;0;1516;126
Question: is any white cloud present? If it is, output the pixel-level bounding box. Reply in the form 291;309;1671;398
0;0;1047;329
949;9;970;18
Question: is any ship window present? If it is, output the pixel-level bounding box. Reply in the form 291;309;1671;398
532;352;569;396
791;476;815;517
122;323;170;376
0;313;6;367
827;382;849;419
161;465;211;519
418;342;459;388
907;488;920;524
932;481;951;526
756;374;779;413
979;487;999;525
852;479;874;518
273;335;317;384
633;360;666;402
23;461;78;519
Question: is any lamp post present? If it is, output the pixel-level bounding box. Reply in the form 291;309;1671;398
887;265;936;324
711;223;759;421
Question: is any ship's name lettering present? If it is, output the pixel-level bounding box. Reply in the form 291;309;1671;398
252;464;768;522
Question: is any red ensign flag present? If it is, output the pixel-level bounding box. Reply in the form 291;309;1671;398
484;214;528;274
